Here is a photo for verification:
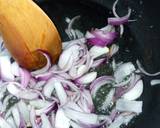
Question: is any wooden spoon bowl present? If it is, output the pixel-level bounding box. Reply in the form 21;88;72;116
0;0;62;70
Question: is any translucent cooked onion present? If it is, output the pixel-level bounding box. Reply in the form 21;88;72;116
0;1;144;127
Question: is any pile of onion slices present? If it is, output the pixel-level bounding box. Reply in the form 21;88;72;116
0;0;143;128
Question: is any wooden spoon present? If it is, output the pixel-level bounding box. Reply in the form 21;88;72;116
0;0;62;70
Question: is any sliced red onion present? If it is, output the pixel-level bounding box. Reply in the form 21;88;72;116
35;72;53;81
76;72;97;85
65;29;77;40
66;15;81;40
92;29;117;39
69;65;88;79
112;0;120;17
150;79;160;86
28;78;37;88
19;115;27;128
68;15;80;31
55;108;70;128
84;51;94;71
108;109;117;121
62;38;86;50
65;29;72;39
58;46;77;70
66;29;83;40
119;25;124;36
43;78;56;98
109;44;119;57
136;60;160;76
11;62;20;77
35;102;56;116
77;100;91;113
17;100;30;125
89;46;109;59
50;112;55;127
30;107;39;128
7;83;39;100
0;116;12;128
78;90;94;113
69;66;77;78
64;25;114;49
116;99;143;114
29;100;52;109
108;8;131;26
55;77;79;91
100;25;115;32
90;76;115;98
2;95;12;112
68;45;81;62
63;107;99;125
100;115;112;123
19;90;40;100
54;80;68;105
113;73;134;87
85;31;95;39
70;92;81;103
33;81;46;90
11;105;26;128
115;74;141;98
43;78;67;104
74;29;84;39
5;108;12;120
87;35;114;47
57;72;72;80
76;65;88;78
0;56;14;81
86;30;117;47
31;89;45;100
31;52;51;76
112;60;123;72
49;65;58;71
64;101;84;112
41;113;52;128
6;116;17;128
7;82;23;95
52;61;73;74
112;0;125;36
20;68;31;88
122;80;143;100
114;62;136;83
91;58;106;68
0;85;7;100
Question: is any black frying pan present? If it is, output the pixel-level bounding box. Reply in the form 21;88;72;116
35;0;160;127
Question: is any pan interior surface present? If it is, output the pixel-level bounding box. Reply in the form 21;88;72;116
36;0;158;128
